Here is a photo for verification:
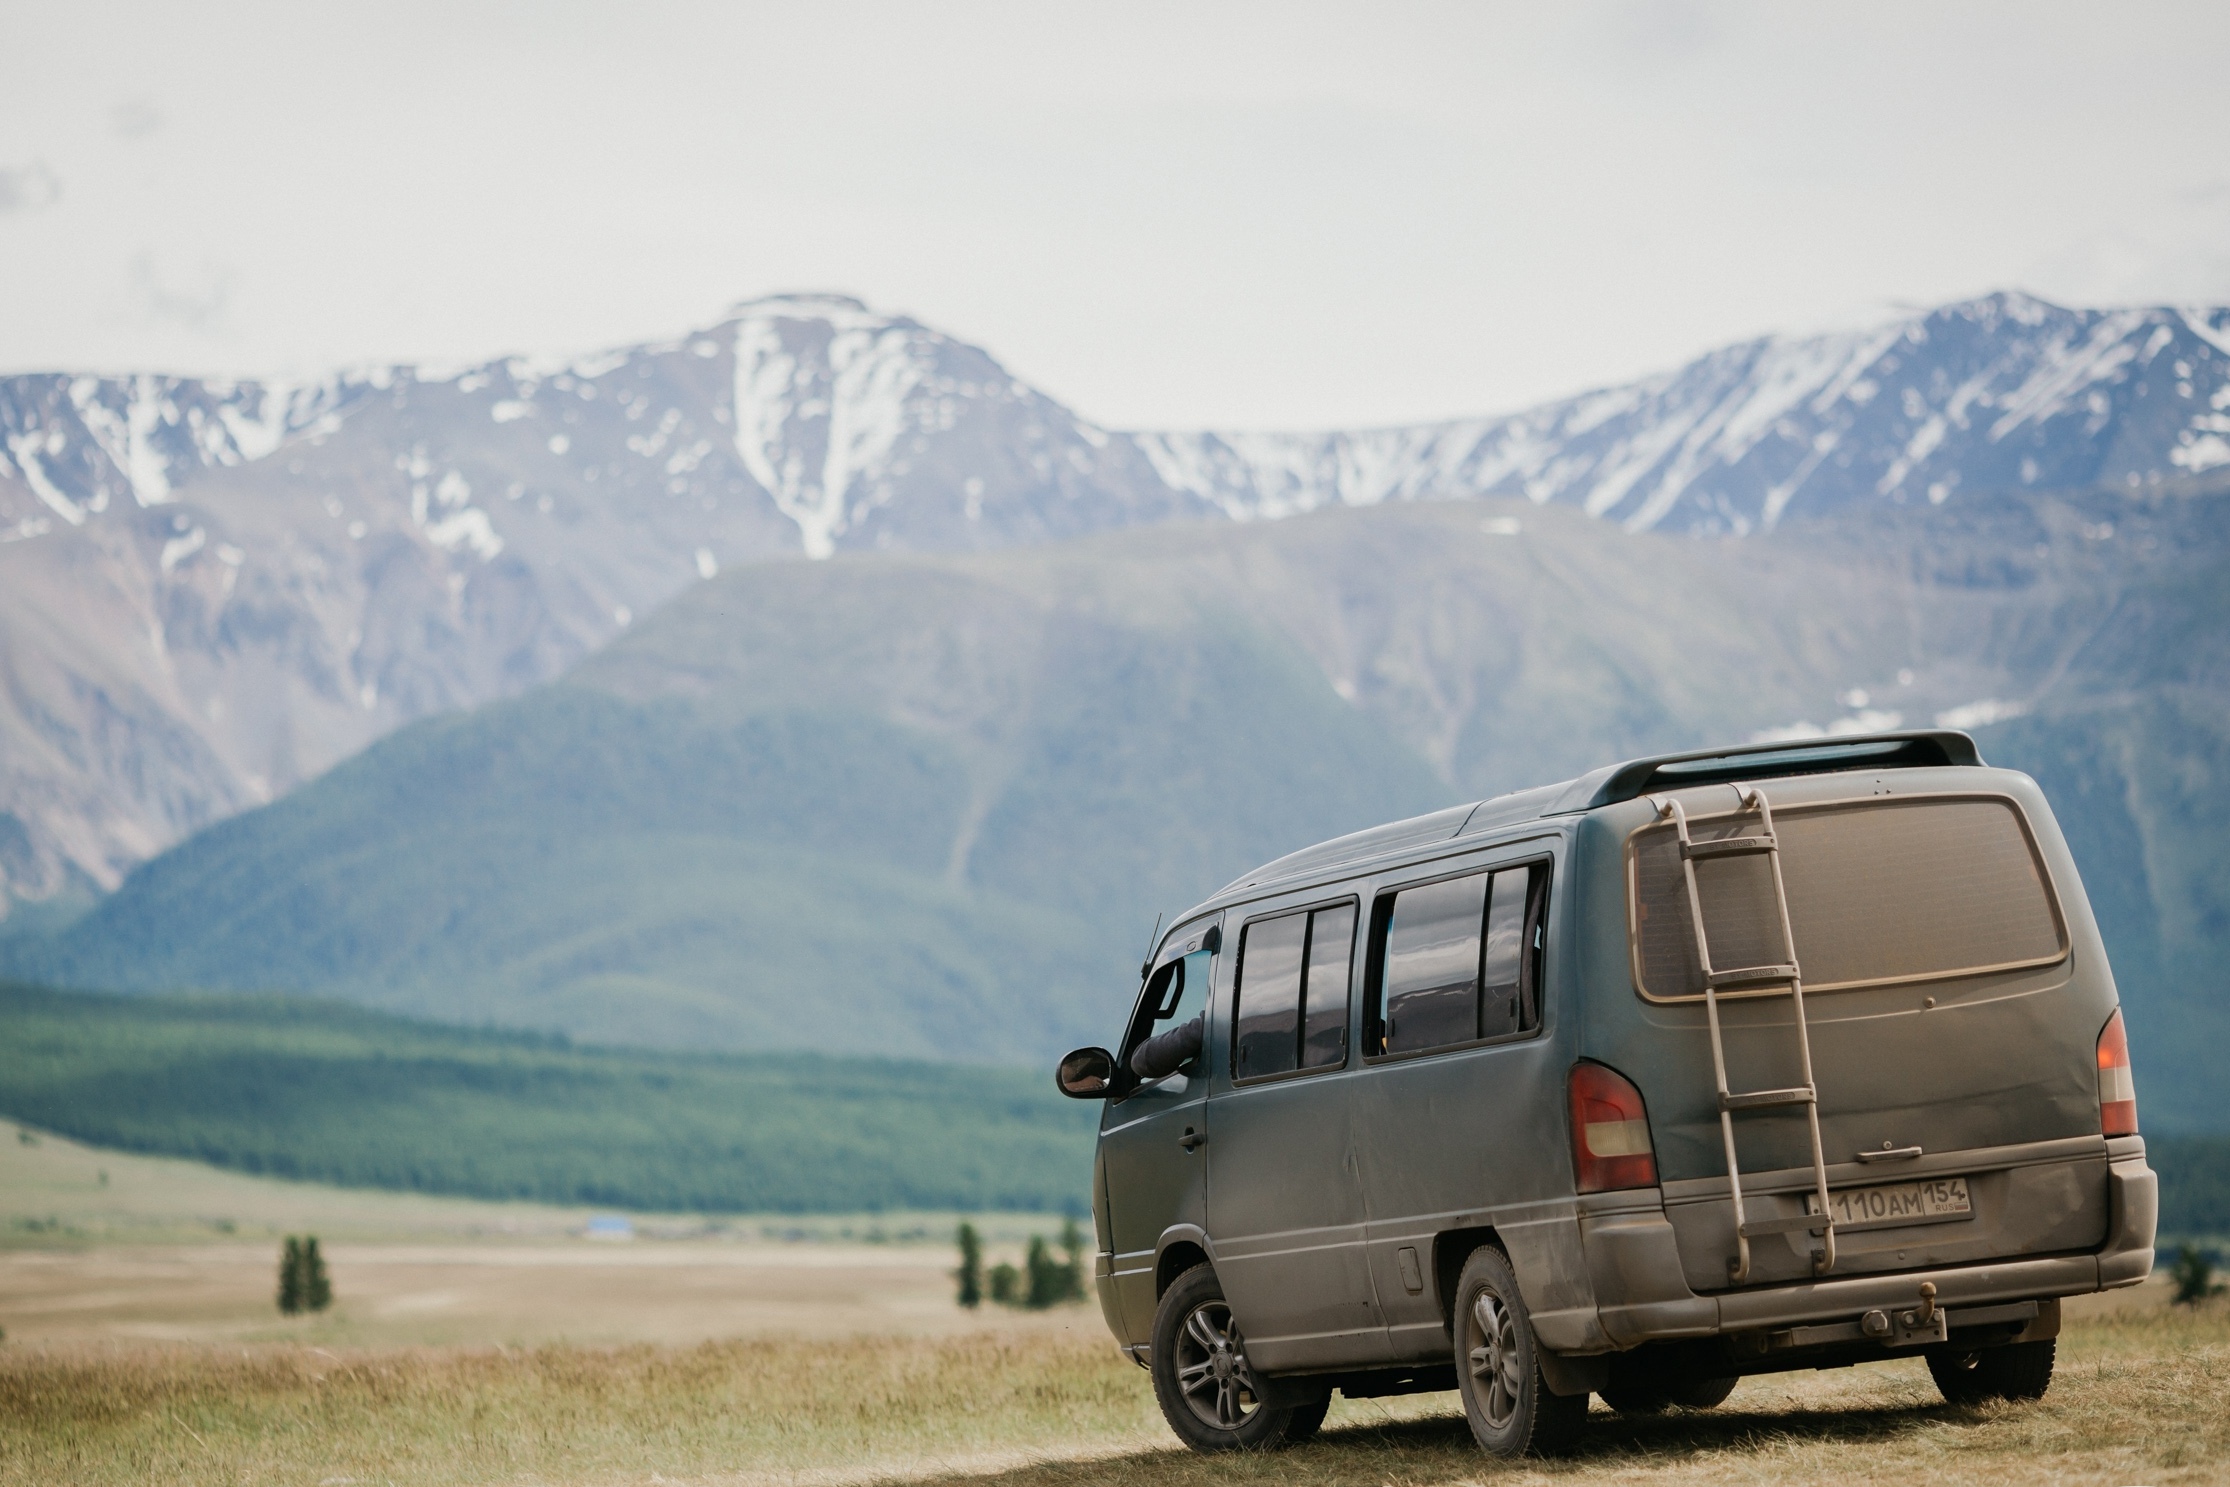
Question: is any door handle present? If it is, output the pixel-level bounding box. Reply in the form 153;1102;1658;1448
1178;1129;1206;1151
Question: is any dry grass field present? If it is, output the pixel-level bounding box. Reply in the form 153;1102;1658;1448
3;1123;2226;1485
2;1292;2226;1487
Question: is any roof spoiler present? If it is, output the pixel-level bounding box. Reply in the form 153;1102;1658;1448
1552;730;1985;813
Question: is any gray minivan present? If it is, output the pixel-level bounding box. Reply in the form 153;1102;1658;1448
1055;731;2156;1457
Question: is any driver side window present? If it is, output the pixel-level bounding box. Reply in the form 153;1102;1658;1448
1122;949;1211;1085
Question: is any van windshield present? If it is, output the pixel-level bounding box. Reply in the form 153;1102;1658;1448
1629;793;2067;1000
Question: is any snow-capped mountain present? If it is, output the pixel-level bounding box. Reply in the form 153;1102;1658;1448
1145;294;2230;532
1;290;2226;909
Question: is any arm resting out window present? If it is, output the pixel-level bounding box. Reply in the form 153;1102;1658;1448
1130;1014;1203;1080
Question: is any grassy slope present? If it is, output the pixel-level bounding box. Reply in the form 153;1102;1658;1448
0;982;1095;1214
8;550;1453;1062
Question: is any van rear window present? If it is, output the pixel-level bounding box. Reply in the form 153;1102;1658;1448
1628;794;2067;1001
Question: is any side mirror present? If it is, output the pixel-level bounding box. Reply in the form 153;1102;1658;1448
1056;1046;1118;1099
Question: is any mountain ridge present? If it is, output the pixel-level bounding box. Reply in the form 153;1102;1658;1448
3;290;2227;910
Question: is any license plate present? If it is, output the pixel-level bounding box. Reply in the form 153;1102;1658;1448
1806;1175;1972;1232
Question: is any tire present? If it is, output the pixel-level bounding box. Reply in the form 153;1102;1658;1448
1598;1370;1737;1415
1667;1374;1739;1410
1453;1247;1587;1457
1149;1264;1305;1452
1927;1339;2055;1404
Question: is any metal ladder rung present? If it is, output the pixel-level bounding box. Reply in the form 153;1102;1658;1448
1681;834;1777;861
1706;963;1800;989
1741;1214;1831;1238
1722;1086;1815;1112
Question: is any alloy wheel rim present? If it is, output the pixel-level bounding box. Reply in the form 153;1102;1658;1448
1173;1299;1260;1430
1467;1289;1523;1430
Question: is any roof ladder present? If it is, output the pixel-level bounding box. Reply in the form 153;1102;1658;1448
1656;788;1836;1285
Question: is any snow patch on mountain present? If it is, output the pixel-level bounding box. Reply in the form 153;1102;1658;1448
729;296;922;558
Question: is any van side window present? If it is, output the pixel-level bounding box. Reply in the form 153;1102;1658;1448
1369;861;1547;1057
1234;902;1357;1082
1121;951;1207;1077
1302;904;1356;1069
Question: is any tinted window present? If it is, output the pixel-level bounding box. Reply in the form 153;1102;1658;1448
1303;904;1356;1069
1380;873;1488;1054
1372;862;1546;1056
1629;796;2066;999
1235;913;1307;1079
1479;871;1529;1039
1234;902;1358;1082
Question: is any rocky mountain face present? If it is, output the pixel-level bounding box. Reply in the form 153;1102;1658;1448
3;291;2226;909
0;294;1201;908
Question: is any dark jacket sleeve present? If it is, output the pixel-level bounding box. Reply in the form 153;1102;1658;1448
1129;1013;1204;1080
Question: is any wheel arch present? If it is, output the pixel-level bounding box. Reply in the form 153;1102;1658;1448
1433;1225;1508;1333
1156;1233;1212;1298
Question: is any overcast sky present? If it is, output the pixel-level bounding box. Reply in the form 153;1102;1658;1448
1;1;2225;429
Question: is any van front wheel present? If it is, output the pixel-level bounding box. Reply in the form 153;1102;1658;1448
1927;1339;2055;1404
1149;1264;1307;1452
1453;1247;1586;1457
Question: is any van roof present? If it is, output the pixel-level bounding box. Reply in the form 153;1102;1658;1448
1211;730;1983;900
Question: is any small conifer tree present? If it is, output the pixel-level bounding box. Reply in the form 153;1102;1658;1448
955;1221;984;1308
278;1236;305;1314
1026;1233;1070;1308
302;1236;333;1311
278;1235;335;1314
987;1261;1019;1304
1058;1215;1086;1303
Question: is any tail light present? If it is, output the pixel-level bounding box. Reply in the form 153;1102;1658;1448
1569;1060;1658;1193
2097;1009;2138;1137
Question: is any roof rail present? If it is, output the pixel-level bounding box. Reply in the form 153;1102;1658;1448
1558;730;1983;812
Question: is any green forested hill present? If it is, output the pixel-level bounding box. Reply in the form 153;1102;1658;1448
5;978;2226;1232
0;982;1094;1213
6;488;2228;1126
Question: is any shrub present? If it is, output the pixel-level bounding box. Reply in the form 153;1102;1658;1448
2170;1244;2226;1307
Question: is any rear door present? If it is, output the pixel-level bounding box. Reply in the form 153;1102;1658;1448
1611;778;2118;1291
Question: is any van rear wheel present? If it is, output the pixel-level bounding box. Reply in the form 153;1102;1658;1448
1149;1264;1308;1452
1453;1247;1586;1457
1927;1339;2055;1404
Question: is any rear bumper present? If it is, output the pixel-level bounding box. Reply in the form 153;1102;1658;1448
1568;1142;2155;1353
